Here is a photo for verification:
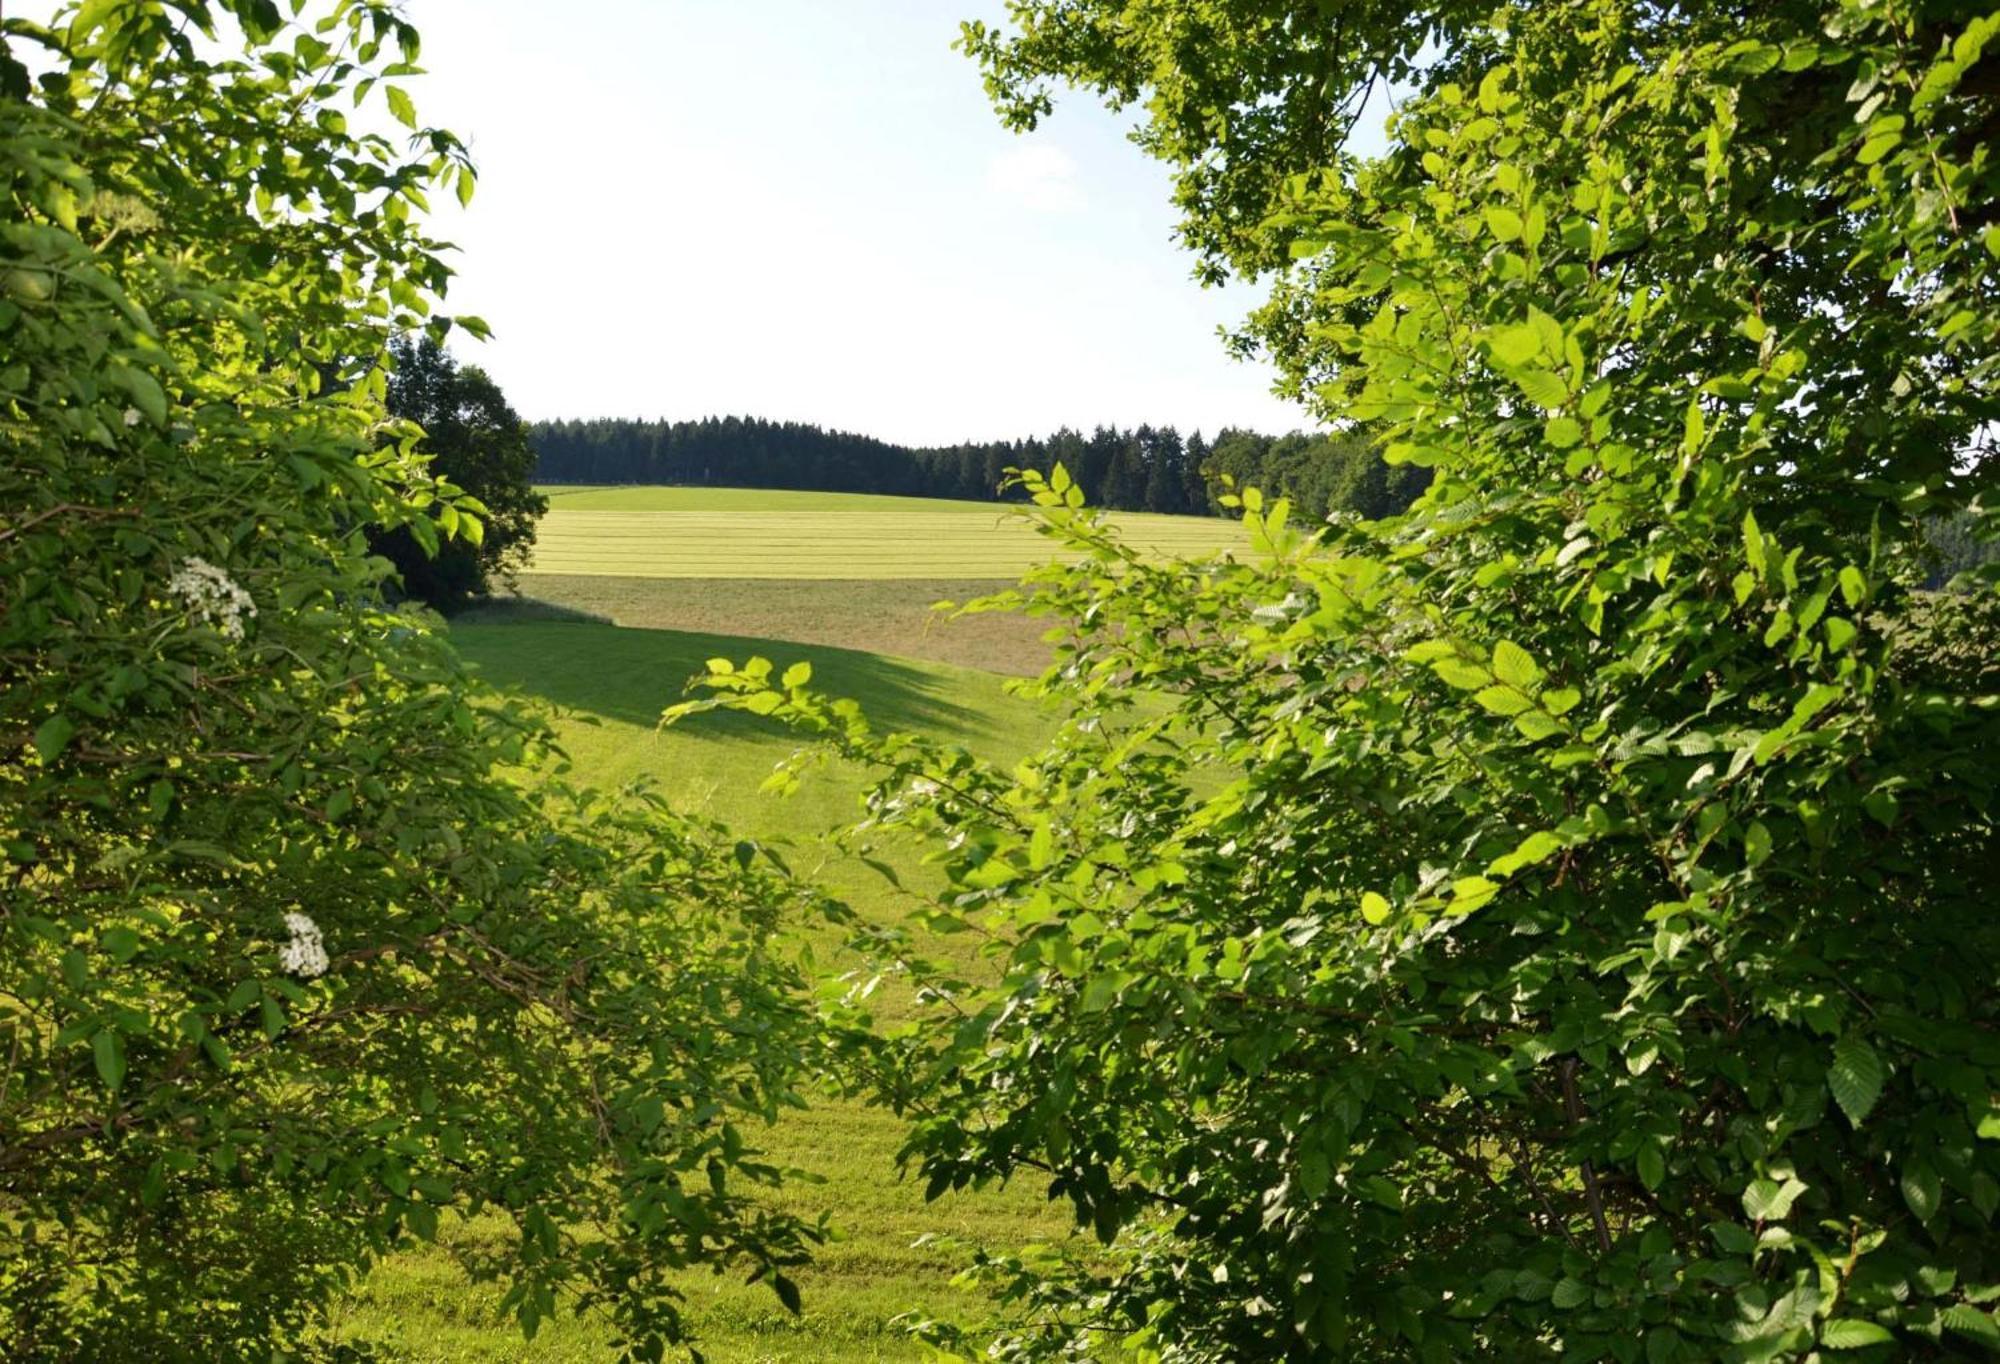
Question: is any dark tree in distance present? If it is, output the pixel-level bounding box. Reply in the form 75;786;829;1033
373;336;547;611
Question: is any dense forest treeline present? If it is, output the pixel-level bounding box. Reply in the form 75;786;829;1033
529;415;1432;522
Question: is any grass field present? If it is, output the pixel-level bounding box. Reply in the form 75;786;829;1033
348;612;1070;1360
525;485;1247;579
492;575;1058;676
350;489;1244;1359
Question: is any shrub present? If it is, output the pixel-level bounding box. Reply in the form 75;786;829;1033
1;5;825;1358
686;0;2000;1356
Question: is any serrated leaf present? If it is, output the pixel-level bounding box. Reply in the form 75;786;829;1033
1545;415;1583;448
1475;685;1532;715
1492;640;1541;689
1515;710;1563;741
1943;1305;2000;1345
1902;1160;1941;1222
1551;1277;1590;1308
385;84;416;128
1828;1037;1884;1127
1484;205;1524;241
1433;658;1491;690
1541;687;1581;716
1512;368;1569;411
1820;1320;1895;1348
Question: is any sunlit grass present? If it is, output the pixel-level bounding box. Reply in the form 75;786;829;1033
347;612;1075;1361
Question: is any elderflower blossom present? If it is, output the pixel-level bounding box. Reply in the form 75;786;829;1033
277;911;328;978
123;407;143;427
167;557;257;639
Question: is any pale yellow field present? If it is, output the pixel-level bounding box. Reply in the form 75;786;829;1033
523;498;1249;580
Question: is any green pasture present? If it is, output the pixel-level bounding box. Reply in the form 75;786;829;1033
524;486;1247;579
349;608;1076;1361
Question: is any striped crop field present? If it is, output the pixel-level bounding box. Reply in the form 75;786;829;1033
524;485;1250;579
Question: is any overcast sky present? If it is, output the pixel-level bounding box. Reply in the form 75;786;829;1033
403;0;1319;445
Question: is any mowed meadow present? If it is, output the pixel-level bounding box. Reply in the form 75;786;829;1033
529;484;1248;580
338;486;1240;1361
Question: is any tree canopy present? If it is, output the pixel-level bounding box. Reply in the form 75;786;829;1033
372;336;546;611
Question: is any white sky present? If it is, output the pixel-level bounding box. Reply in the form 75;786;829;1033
403;0;1318;445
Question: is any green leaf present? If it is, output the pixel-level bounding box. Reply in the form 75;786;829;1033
1079;973;1122;1013
1489;830;1563;877
1488;323;1542;366
1744;820;1773;867
1475;685;1532;715
1943;1305;2000;1346
1551;1277;1590;1309
1433;658;1492;690
1902;1160;1941;1222
385;84;417;128
1540;687;1581;716
1544;415;1583;448
1512;368;1569;411
1820;1321;1895;1349
1492;640;1541;690
93;1030;126;1093
1359;891;1391;925
1638;1143;1665;1191
33;713;75;761
781;661;812;689
1743;1176;1806;1220
1484;205;1525;241
100;926;141;962
1514;710;1563;741
1828;1037;1884;1127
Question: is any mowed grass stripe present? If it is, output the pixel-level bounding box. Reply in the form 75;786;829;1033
524;504;1248;579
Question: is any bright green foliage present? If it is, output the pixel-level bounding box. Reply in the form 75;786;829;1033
682;0;2000;1358
1;5;826;1358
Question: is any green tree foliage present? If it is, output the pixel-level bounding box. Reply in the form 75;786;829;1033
1;4;825;1357
529;415;1428;521
684;0;2000;1357
370;336;547;611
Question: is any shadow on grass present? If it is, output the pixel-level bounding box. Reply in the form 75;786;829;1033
450;601;998;743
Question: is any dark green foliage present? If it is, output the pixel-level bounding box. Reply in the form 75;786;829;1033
529;415;1428;521
369;337;547;611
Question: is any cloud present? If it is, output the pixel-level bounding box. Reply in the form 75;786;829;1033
984;143;1084;213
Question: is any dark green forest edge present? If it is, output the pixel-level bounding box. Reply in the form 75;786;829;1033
530;417;1433;522
5;1;2000;1363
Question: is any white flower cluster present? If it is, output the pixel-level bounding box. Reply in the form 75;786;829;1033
278;911;328;978
167;557;257;639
